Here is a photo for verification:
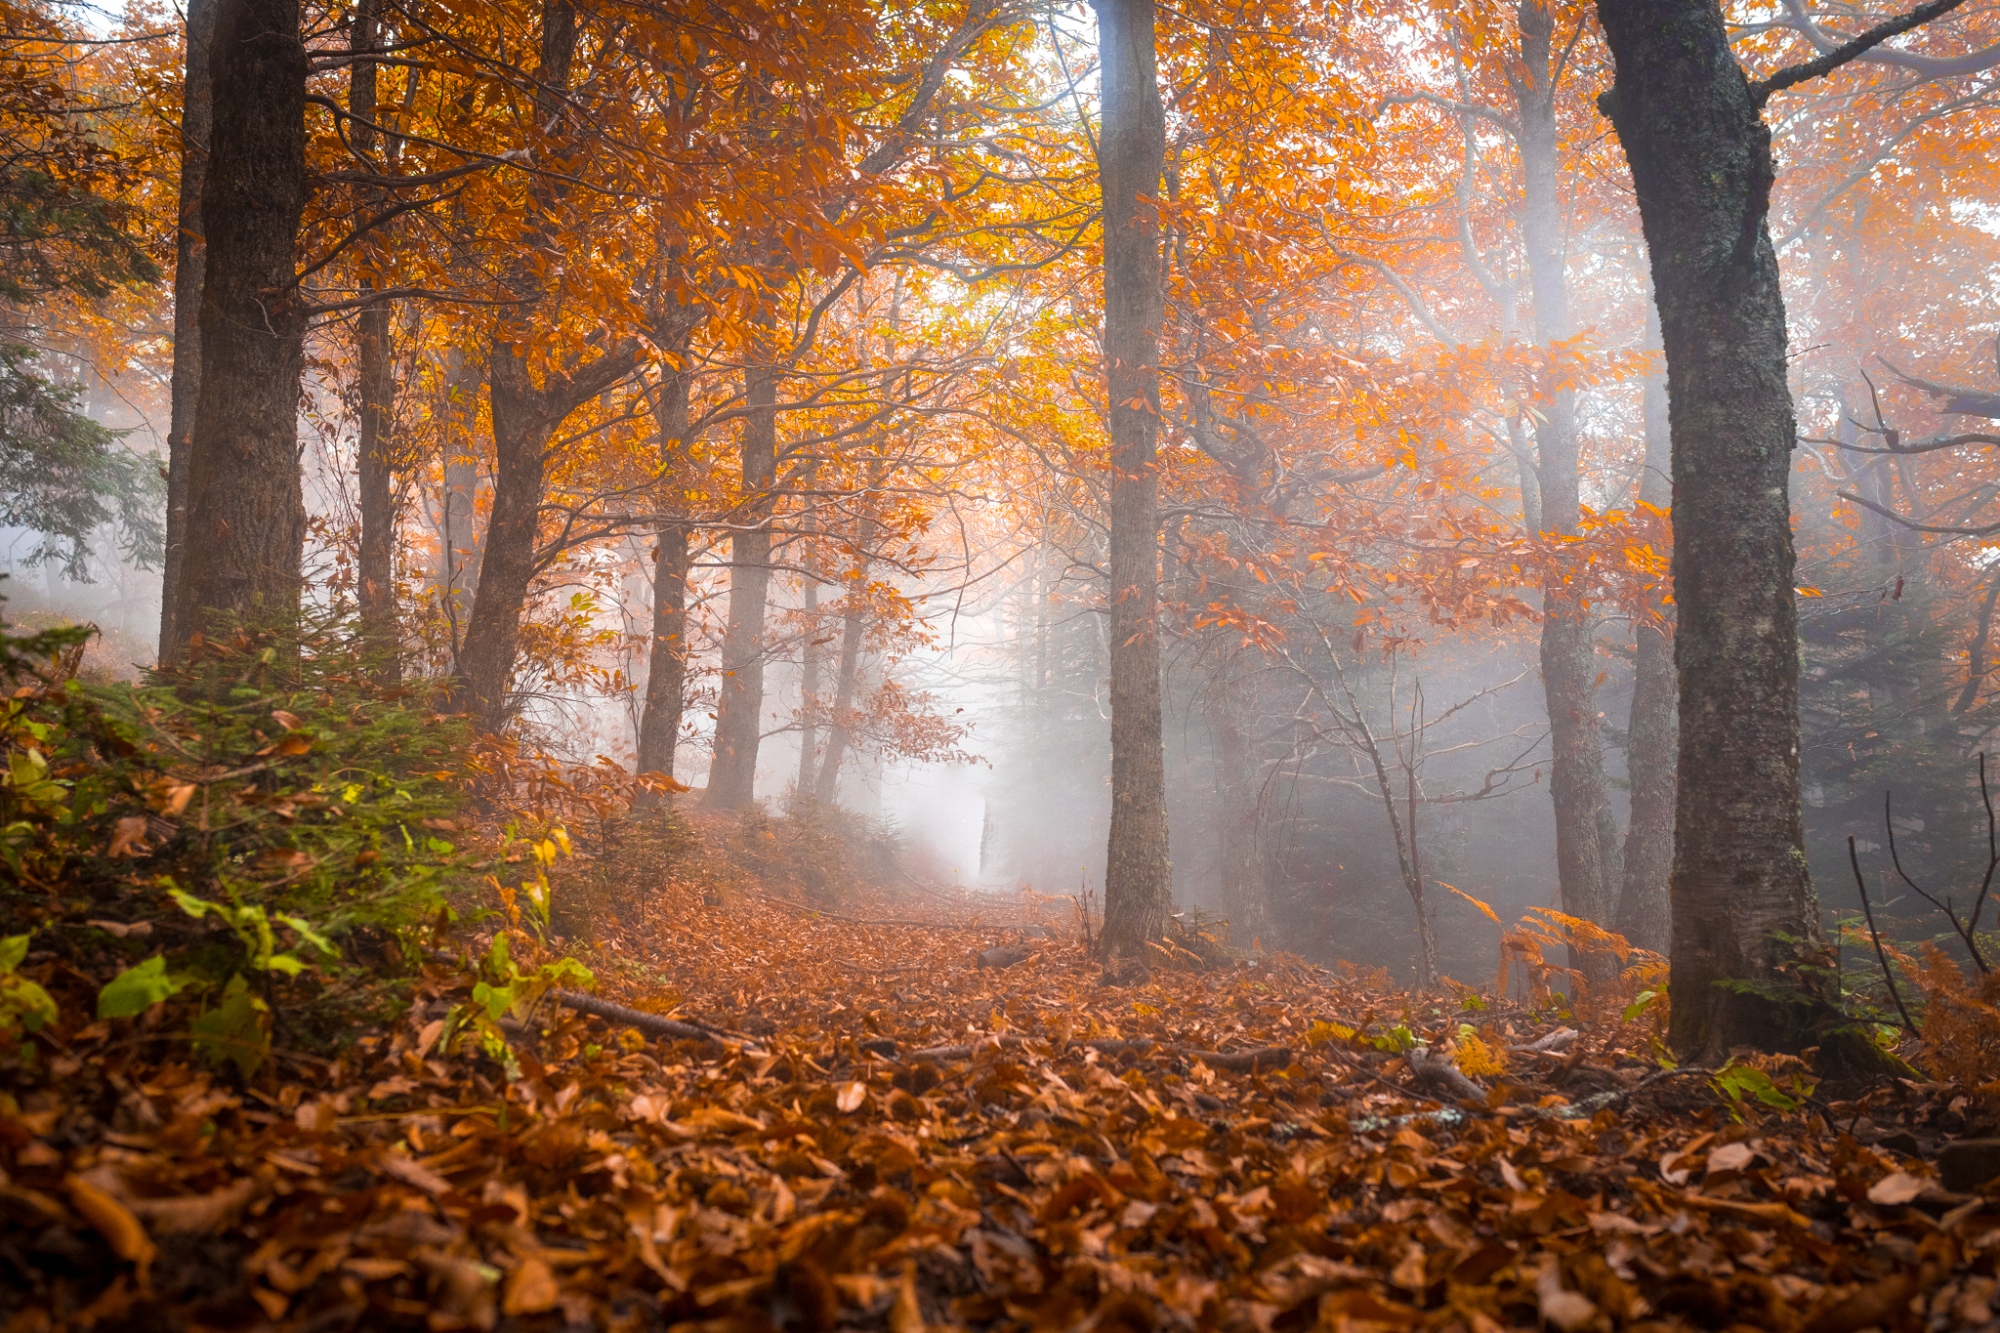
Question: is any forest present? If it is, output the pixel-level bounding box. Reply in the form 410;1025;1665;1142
4;0;2000;1327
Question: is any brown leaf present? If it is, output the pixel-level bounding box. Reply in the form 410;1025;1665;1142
502;1254;560;1316
1866;1171;1926;1206
127;1177;260;1235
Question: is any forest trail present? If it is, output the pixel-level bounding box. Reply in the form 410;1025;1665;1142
7;872;1996;1331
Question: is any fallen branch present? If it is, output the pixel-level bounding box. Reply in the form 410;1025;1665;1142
1509;1026;1579;1054
552;991;762;1051
1409;1044;1486;1103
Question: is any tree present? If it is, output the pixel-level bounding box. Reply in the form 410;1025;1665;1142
1093;0;1173;957
158;0;212;661
1592;0;1973;1057
175;0;307;644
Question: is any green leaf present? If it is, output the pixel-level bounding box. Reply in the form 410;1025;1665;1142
1623;989;1662;1023
98;955;187;1018
0;934;28;974
0;973;57;1036
191;974;270;1079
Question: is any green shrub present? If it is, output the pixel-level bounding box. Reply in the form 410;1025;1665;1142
0;610;477;1069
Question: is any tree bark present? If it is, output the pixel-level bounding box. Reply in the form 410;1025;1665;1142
455;349;552;727
814;509;872;807
635;363;693;785
351;0;397;677
177;0;307;644
437;349;483;657
1617;338;1676;953
705;358;779;809
1094;0;1172;958
1596;0;1836;1058
1513;1;1615;954
158;0;213;665
796;565;822;803
1212;663;1268;946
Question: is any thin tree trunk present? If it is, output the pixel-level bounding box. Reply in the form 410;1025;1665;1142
1597;0;1836;1058
814;516;871;807
705;358;779;809
1513;1;1615;956
159;0;213;665
1212;663;1268;946
636;363;693;785
1617;335;1676;953
351;0;396;677
1095;0;1172;957
437;348;482;658
177;0;307;645
796;569;821;803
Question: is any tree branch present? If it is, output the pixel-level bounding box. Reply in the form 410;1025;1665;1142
1753;0;1973;103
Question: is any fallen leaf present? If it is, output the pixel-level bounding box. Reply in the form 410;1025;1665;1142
502;1254;560;1316
836;1081;867;1113
1866;1170;1927;1206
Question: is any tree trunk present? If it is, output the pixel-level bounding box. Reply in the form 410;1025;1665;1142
159;0;213;665
1596;0;1835;1058
1212;663;1268;946
437;349;483;657
454;348;552;728
1094;0;1172;958
814;511;872;807
796;570;821;803
177;0;307;644
705;359;779;809
1513;1;1615;954
635;364;693;785
351;0;396;677
1617;340;1676;953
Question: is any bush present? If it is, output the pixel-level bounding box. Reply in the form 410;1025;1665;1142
0;611;476;1068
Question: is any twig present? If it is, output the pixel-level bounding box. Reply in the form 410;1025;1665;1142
1850;835;1922;1035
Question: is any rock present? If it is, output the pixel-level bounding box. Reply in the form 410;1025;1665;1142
977;944;1034;970
1939;1139;2000;1193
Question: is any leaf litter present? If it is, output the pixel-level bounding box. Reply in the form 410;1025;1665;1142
3;876;1999;1331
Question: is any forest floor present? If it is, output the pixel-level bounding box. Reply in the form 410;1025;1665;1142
4;864;1998;1332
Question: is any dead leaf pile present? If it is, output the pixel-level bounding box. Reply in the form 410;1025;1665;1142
3;878;1998;1330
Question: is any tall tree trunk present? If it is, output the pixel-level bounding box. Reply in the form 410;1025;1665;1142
351;0;397;677
177;0;306;644
159;0;213;665
1513;1;1615;953
636;363;693;785
1212;664;1268;947
1596;0;1835;1057
796;568;822;802
1617;330;1676;953
814;508;872;808
455;351;552;727
1094;0;1172;957
705;359;779;809
437;349;483;657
